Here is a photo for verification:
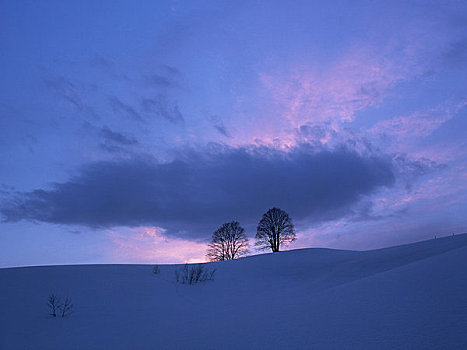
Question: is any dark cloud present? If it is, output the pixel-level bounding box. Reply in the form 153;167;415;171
298;124;329;144
108;96;144;122
99;143;125;154
0;144;395;239
147;74;174;88
0;184;15;196
163;65;180;76
213;123;231;138
393;154;446;191
141;95;184;124
143;65;181;89
44;77;99;120
209;115;231;138
99;127;138;146
347;199;406;223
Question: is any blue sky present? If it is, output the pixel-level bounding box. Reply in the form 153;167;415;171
1;0;467;267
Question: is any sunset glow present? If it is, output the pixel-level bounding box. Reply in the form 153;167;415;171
1;1;467;267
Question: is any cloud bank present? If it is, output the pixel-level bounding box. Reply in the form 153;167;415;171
1;144;395;239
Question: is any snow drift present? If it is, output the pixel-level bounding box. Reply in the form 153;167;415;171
1;234;467;349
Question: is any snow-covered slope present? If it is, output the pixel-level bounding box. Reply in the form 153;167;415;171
1;234;467;349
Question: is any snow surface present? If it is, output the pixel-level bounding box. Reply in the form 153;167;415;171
1;234;467;349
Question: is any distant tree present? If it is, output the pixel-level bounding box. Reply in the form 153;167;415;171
255;207;296;252
60;296;73;317
206;221;249;262
47;294;60;317
47;293;73;318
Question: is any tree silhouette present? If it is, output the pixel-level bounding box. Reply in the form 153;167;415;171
47;294;60;317
206;221;249;261
255;207;296;252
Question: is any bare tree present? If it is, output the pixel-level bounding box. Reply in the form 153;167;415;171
206;221;249;262
255;207;296;252
47;294;61;317
47;293;73;318
60;296;73;317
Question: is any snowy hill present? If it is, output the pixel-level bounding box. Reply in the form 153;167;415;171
1;234;467;349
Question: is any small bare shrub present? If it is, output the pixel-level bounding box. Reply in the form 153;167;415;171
174;264;216;285
60;296;73;317
152;265;160;274
47;294;73;318
47;294;61;317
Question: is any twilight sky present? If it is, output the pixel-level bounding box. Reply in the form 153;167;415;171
1;0;467;267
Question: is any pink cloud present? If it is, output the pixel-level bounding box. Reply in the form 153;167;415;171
107;226;208;264
370;100;466;140
363;164;467;220
218;44;424;150
258;46;410;130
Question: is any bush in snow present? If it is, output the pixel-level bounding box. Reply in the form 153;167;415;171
175;264;216;284
47;293;73;318
60;296;74;317
152;265;160;274
47;294;60;317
